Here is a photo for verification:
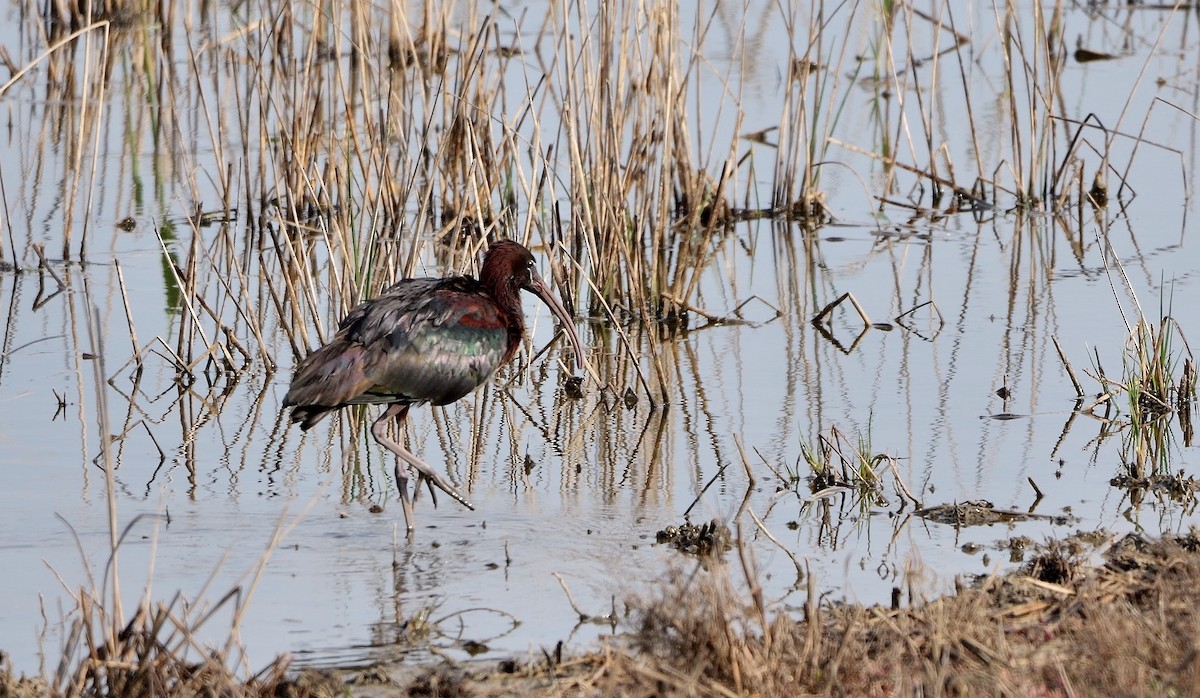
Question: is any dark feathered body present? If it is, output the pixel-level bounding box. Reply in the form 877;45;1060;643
284;275;523;429
282;240;584;532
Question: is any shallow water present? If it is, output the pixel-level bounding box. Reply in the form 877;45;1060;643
1;0;1199;678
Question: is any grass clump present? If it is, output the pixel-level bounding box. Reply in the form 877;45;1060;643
46;588;296;697
1110;311;1196;478
415;532;1200;697
792;421;916;516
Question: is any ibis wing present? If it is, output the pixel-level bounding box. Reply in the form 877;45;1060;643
339;278;511;398
282;337;377;427
284;277;510;424
356;282;509;405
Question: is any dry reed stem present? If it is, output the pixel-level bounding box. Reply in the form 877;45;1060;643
2;3;1195;693
7;0;1131;390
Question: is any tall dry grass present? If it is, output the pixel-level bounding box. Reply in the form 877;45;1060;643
4;0;1171;385
1;0;1195;691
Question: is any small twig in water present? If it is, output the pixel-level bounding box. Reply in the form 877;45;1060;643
683;462;730;519
813;291;871;328
1052;335;1084;397
553;572;610;623
1028;477;1045;513
733;435;756;487
895;300;945;336
746;508;804;586
32;243;65;289
752;446;792;488
882;456;921;507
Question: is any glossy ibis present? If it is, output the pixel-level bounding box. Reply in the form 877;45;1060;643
284;240;584;532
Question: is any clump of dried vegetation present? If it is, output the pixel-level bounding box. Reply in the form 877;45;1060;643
374;531;1200;697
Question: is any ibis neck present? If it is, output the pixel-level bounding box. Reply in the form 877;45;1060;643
480;266;526;362
480;269;521;316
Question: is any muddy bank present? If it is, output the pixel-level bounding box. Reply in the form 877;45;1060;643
5;529;1199;696
239;529;1200;697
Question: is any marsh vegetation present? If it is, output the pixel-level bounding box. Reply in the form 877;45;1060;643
0;0;1198;695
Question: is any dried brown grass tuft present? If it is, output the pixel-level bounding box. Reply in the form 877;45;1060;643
436;531;1200;697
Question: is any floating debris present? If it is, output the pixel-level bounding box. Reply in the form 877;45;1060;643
1111;471;1200;504
563;375;585;399
915;500;1072;527
655;519;732;557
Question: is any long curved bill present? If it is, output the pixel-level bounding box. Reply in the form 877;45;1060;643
525;269;585;371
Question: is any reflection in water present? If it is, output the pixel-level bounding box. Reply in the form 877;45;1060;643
0;164;1195;674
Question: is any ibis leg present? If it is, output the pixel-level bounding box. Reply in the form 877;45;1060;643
371;404;475;531
392;462;416;534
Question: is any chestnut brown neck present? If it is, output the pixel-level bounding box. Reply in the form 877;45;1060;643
479;242;530;361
